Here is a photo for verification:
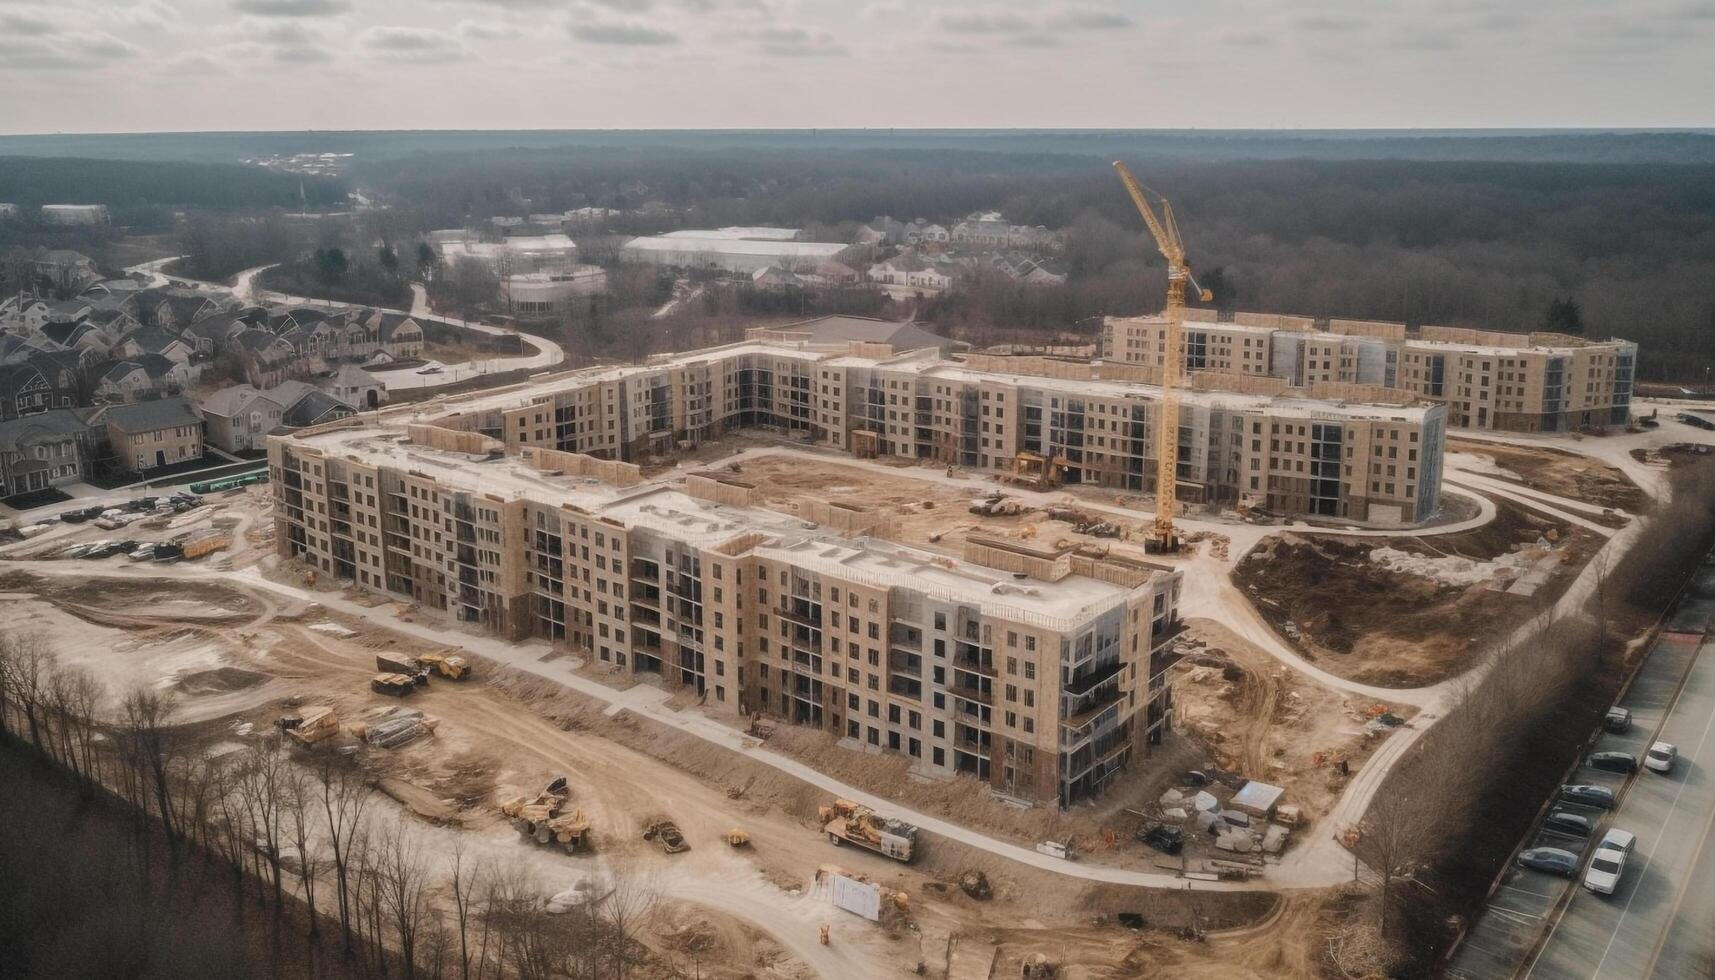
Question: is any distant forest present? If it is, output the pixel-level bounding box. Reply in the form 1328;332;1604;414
2;131;1711;381
0;157;344;231
359;146;1715;382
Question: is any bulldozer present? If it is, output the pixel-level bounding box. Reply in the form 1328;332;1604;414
500;776;591;854
725;827;751;848
418;652;471;681
279;706;339;746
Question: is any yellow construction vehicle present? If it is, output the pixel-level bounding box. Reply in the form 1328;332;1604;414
725;827;751;848
501;776;592;854
419;652;471;681
279;706;340;746
1112;160;1213;552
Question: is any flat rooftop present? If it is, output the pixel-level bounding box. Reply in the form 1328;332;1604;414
284;422;1141;628
400;339;1434;425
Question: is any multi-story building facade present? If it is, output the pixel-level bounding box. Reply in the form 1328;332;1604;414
1102;312;1637;433
425;334;1444;526
269;421;1183;807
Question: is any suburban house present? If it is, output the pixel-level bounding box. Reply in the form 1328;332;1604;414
97;354;190;404
234;329;300;388
0;297;52;333
115;326;194;365
200;385;286;454
0;409;93;499
318;363;386;410
266;380;356;428
182;311;259;356
39;319;114;352
0;363;68;421
30;250;100;289
372;312;425;358
99;397;203;473
137;290;228;331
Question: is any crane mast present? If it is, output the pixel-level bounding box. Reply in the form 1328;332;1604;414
1112;161;1210;551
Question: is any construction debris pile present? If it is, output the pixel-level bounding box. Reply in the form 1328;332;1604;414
353;706;440;748
1141;772;1297;879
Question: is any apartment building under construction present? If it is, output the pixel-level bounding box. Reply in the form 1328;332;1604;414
268;418;1183;807
1102;311;1637;433
423;325;1445;526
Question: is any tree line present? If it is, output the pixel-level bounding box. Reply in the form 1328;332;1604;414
0;634;671;980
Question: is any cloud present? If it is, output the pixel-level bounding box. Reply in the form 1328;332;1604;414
0;32;141;70
114;1;180;30
1046;6;1132;30
570;21;679;44
1293;13;1368;32
232;0;351;16
745;25;847;56
937;11;1033;34
158;51;231;75
0;9;60;36
457;18;522;39
360;25;474;60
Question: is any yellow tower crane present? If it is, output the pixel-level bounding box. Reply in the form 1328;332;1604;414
1112;161;1213;552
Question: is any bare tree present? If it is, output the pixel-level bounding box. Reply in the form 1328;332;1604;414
1354;783;1441;938
375;817;432;978
238;737;292;914
284;768;326;938
600;866;660;980
317;754;372;954
121;688;181;845
0;633;54;749
448;838;483;980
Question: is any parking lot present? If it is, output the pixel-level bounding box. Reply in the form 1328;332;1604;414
1448;560;1715;979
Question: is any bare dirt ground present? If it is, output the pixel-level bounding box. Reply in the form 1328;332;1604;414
1232;502;1602;686
1173;620;1413;833
1450;437;1647;512
714;452;1154;557
1;562;1307;979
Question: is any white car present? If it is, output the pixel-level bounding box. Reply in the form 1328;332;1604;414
1584;828;1636;895
1646;742;1677;773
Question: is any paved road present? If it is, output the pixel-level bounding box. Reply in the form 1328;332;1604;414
1450;558;1715;979
1522;577;1715;979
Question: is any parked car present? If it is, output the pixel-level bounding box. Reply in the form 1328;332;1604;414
1646;742;1678;774
128;544;158;561
1561;784;1617;809
124;497;159;513
1588;751;1639;774
1543;810;1594;837
1603;707;1633;733
1139;824;1185;855
1598;828;1636;855
1584;841;1630;895
59;506;103;524
1517;847;1581;877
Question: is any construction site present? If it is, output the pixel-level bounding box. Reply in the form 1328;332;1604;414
0;166;1704;980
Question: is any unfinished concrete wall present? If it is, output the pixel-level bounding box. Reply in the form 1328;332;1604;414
1418;325;1528;348
962;354;1097;381
1068;553;1166;589
963;534;1073;582
1328;318;1409;340
847;342;896;360
797;499;898;539
1094;362;1164;385
406;422;504;456
517;446;644;487
685;473;759;507
1190;372;1290;396
1305;381;1420;406
1233;311;1315;331
1179;308;1221;323
1528;332;1596;349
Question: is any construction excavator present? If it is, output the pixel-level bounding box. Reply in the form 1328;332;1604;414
1112;160;1213;553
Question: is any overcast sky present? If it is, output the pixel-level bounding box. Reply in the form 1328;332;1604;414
1;0;1712;134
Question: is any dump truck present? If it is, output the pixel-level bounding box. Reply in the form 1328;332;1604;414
819;799;918;863
643;820;689;853
279;706;340;746
418;652;471;681
376;653;430;685
500;777;591;854
371;672;416;697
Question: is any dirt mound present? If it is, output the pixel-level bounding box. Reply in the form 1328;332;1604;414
175;666;267;694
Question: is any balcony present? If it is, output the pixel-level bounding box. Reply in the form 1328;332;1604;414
952;641;995;676
1064;660;1123;698
886;651;922;677
950;678;993;705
